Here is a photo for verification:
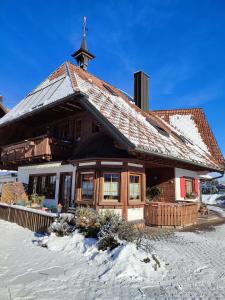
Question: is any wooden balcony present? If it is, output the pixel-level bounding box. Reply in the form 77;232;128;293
1;135;73;166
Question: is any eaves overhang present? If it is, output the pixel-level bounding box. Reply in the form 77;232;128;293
135;146;225;173
0;91;85;129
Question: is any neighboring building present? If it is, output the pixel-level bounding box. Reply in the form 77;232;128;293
0;170;17;195
0;96;9;119
0;25;224;221
0;96;16;189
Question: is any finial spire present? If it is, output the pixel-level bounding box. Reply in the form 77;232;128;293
83;16;87;37
80;16;88;51
72;16;95;71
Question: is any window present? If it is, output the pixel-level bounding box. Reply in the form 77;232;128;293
103;173;120;201
185;178;194;194
75;120;82;141
81;173;94;200
29;174;56;199
102;84;118;96
148;120;169;137
180;177;198;199
129;174;141;201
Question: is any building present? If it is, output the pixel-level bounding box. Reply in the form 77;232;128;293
0;23;224;222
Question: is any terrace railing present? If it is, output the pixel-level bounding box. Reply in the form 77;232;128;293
0;203;55;233
144;202;198;227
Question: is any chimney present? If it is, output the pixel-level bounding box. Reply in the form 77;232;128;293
134;71;150;111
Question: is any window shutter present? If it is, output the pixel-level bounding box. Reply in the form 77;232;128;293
180;177;186;198
195;178;199;195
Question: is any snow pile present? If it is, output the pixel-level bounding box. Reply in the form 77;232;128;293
202;194;222;205
202;194;225;205
207;206;225;217
38;231;166;281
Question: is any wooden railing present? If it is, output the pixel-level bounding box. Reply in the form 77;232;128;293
144;202;198;227
1;134;73;164
0;203;55;233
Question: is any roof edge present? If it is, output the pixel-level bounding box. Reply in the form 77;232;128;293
135;146;225;172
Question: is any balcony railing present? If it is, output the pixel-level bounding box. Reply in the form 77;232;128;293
1;135;73;165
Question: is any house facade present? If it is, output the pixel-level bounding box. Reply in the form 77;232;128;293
0;29;224;222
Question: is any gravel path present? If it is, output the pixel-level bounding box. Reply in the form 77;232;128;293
1;215;225;299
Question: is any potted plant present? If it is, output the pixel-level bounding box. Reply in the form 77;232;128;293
29;193;45;208
186;192;197;199
146;186;161;203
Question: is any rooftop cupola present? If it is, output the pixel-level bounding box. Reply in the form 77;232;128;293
72;16;95;71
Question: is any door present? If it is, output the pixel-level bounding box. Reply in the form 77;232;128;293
59;173;73;212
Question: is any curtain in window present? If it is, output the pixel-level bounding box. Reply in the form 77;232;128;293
129;175;140;200
185;179;193;194
103;173;119;200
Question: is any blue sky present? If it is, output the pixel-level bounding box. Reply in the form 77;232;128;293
0;0;225;157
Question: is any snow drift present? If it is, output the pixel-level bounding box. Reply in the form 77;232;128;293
37;230;166;282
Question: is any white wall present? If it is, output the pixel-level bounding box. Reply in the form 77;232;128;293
175;168;200;201
127;208;144;221
18;162;76;208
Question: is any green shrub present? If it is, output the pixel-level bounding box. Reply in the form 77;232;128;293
97;210;137;250
75;207;99;237
117;220;137;242
48;217;75;236
97;210;122;228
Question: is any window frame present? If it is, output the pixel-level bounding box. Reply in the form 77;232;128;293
184;177;196;198
28;173;56;199
101;172;121;203
129;173;142;202
76;171;95;204
128;172;144;204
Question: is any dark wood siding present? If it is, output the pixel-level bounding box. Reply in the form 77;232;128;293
146;167;175;203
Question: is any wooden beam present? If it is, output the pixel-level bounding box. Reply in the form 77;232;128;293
66;102;82;110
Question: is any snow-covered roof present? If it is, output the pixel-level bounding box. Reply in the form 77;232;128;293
0;66;74;126
0;62;224;171
153;108;224;168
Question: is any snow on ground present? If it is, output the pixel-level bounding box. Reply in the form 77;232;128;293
202;193;225;205
208;205;225;217
1;216;225;299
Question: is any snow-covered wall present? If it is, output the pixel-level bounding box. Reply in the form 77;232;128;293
175;168;200;201
18;162;76;208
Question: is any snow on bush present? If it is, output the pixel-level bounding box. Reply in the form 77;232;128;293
48;213;76;236
97;211;137;250
48;208;138;250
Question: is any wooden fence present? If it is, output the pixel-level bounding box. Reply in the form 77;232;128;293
144;202;198;227
0;203;55;232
